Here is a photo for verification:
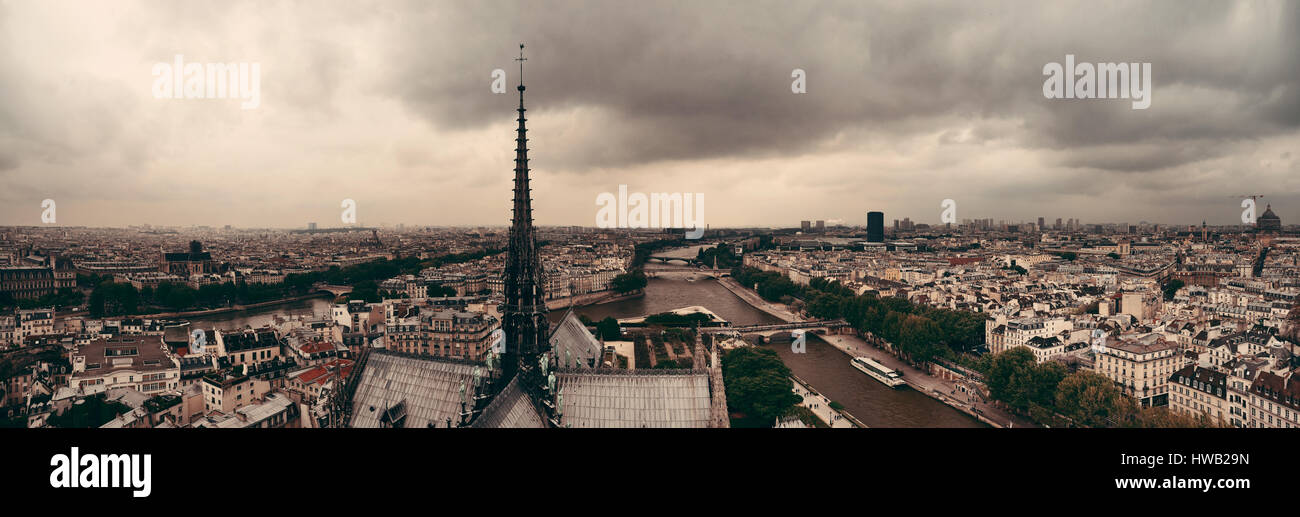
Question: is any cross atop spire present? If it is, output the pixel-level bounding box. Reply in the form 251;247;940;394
515;43;527;90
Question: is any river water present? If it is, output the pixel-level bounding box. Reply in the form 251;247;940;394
550;274;784;327
560;266;983;428
196;263;981;427
182;297;333;332
766;334;983;428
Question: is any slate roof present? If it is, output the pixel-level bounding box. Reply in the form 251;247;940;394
348;310;726;428
470;376;546;428
549;309;603;369
348;350;483;428
555;369;714;428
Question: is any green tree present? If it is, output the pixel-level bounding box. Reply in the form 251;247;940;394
611;270;648;294
1162;279;1185;301
1054;370;1125;427
981;348;1065;415
88;282;140;317
721;347;800;427
595;317;621;340
47;394;131;428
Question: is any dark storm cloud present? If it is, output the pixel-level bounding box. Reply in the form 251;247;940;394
379;0;1300;173
1;0;1297;227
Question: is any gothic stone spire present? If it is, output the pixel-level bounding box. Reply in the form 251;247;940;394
501;43;551;383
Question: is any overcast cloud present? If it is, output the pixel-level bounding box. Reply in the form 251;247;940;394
1;0;1297;228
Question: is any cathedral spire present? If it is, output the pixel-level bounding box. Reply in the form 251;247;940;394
501;43;550;386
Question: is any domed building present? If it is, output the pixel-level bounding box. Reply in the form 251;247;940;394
1257;204;1282;232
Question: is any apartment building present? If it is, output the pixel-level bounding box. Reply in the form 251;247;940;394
1168;365;1230;425
216;328;283;368
1093;336;1181;407
16;308;55;345
70;335;180;395
1247;370;1300;429
986;317;1070;356
0;266;57;300
201;370;272;414
386;306;499;361
1120;290;1161;322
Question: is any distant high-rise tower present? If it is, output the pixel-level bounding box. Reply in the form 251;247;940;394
501;44;550;383
801;220;811;233
867;211;884;242
815;220;825;233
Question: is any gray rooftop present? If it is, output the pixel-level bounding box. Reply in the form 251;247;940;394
549;310;603;369
348;351;483;428
556;370;714;428
470;376;546;428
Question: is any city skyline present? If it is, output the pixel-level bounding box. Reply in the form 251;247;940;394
0;208;1286;232
2;1;1296;503
2;1;1298;227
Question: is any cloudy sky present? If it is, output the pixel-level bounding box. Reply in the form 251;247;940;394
1;0;1297;229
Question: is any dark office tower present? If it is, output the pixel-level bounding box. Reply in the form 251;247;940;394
1055;218;1062;230
815;220;825;233
1037;217;1046;230
867;211;884;242
801;220;811;232
501;44;549;383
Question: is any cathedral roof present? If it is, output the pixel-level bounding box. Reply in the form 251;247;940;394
549;309;604;369
348;350;483;428
470;376;546;428
555;369;715;428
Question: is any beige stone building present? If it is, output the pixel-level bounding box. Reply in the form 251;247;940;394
1248;370;1300;429
70;335;180;395
1093;336;1180;406
200;371;272;414
1168;365;1230;425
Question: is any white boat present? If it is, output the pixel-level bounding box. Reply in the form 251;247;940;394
851;357;906;388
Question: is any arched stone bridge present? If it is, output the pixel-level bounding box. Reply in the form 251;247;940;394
645;267;729;278
703;319;850;337
316;284;353;297
645;255;703;265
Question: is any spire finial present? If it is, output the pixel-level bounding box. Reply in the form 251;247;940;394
515;43;527;91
